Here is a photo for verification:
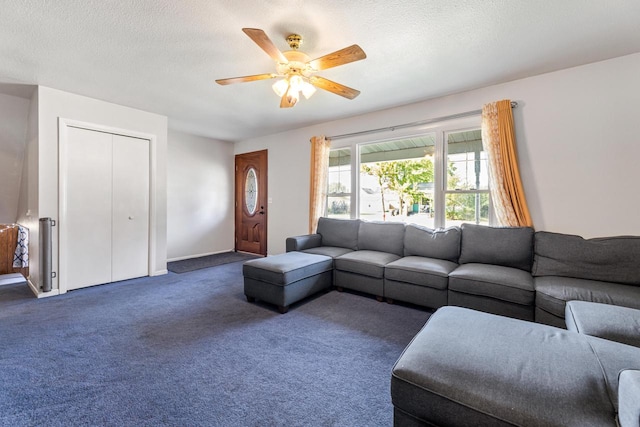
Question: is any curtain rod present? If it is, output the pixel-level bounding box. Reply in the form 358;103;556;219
327;101;518;141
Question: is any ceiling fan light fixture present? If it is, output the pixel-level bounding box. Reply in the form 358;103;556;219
301;81;316;99
289;75;304;92
273;75;316;103
272;79;289;97
285;85;299;106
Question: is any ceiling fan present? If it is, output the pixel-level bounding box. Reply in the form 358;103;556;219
216;28;367;108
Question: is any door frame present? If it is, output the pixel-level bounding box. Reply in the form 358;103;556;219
235;150;268;256
58;118;157;294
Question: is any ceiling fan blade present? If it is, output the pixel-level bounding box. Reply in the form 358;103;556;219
307;44;366;71
242;28;288;63
215;73;277;85
309;76;361;100
280;93;296;108
279;92;297;108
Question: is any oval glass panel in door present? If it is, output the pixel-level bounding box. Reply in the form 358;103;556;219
245;167;258;215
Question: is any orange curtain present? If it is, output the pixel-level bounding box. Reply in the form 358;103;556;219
309;136;331;234
481;100;533;227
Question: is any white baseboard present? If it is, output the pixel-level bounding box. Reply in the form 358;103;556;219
27;279;60;298
167;249;235;263
152;269;168;276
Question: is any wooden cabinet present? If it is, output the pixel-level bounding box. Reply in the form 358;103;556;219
0;224;28;278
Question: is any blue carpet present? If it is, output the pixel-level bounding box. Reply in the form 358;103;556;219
0;261;431;426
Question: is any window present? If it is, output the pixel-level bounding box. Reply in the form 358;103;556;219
326;116;491;227
327;148;351;219
359;135;436;228
444;129;490;227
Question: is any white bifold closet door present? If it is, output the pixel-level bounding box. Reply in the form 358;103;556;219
111;134;150;282
64;127;149;291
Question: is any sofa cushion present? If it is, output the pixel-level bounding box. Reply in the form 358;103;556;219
316;217;361;250
242;252;333;286
535;276;640;318
458;223;534;271
357;221;406;257
334;250;401;279
403;224;461;262
302;246;353;259
532;231;640;286
619;370;640;427
385;256;458;290
448;263;535;305
391;306;640;427
565;301;640;348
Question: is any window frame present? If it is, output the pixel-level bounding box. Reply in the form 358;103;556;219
326;115;491;227
326;147;352;218
441;126;493;228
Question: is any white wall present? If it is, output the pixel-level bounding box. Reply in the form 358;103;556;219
233;138;311;256
0;92;30;223
35;86;168;294
235;53;640;255
167;130;234;260
16;89;39;287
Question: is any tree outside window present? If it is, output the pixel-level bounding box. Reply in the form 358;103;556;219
361;157;434;220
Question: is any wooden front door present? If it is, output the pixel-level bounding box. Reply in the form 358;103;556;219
235;150;267;256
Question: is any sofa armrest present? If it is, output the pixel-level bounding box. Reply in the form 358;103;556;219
619;370;640;427
286;234;322;252
565;301;640;348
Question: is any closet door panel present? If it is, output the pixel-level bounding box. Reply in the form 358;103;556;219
111;134;150;282
65;127;113;290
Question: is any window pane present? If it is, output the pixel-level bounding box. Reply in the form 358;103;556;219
359;135;436;227
244;167;258;214
327;148;351;218
445;192;489;227
446;129;488;190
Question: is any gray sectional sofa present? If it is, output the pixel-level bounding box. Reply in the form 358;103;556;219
391;305;640;426
286;217;640;326
533;231;640;326
281;217;640;425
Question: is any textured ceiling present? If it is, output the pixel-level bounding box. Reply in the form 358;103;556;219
1;0;640;142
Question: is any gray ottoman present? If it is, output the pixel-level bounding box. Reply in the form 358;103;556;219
243;252;333;313
391;306;640;426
